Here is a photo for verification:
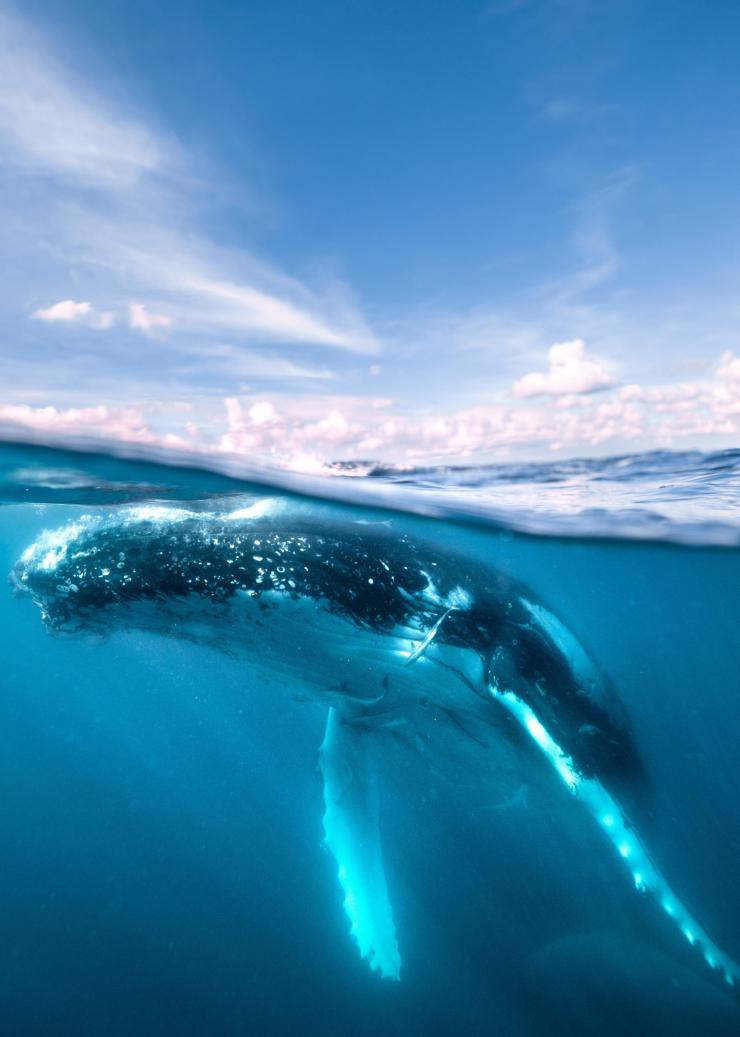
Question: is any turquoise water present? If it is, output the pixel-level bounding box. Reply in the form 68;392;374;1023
1;441;739;1035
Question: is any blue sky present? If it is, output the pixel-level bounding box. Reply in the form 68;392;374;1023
1;0;739;467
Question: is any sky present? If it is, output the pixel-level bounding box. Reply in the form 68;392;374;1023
1;0;739;469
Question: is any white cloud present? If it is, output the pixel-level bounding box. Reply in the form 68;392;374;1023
209;349;739;464
31;298;115;329
161;341;337;388
2;11;739;462
513;339;616;398
32;299;92;323
0;11;170;187
129;302;172;335
2;350;739;466
248;400;278;425
716;350;740;382
29;293;346;350
0;401;159;442
0;8;376;359
176;271;367;348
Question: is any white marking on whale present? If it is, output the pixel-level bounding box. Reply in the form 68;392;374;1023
320;706;401;980
491;686;739;986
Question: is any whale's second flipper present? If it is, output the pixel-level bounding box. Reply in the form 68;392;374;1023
319;706;402;980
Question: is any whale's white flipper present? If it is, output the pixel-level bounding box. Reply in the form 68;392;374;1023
319;707;402;980
490;684;740;987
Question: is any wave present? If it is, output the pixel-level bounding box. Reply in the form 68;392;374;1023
1;434;739;546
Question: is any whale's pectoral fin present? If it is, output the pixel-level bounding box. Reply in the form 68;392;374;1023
489;681;740;988
319;706;402;981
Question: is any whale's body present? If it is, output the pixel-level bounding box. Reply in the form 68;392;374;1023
10;499;740;986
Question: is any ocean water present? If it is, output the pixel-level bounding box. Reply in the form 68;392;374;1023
1;440;739;1036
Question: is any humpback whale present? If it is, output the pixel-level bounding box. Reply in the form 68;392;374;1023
10;499;740;987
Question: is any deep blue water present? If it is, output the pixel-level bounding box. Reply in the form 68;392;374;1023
1;441;739;1035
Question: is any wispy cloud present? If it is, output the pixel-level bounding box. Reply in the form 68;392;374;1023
175;343;338;383
0;7;376;369
0;10;172;187
541;98;614;123
550;169;637;304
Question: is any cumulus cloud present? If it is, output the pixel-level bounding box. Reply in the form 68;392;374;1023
716;350;740;382
0;402;159;441
129;302;172;334
513;339;616;398
217;387;650;465
32;299;176;334
247;400;278;425
2;349;740;468
204;362;740;464
32;299;115;329
32;300;92;323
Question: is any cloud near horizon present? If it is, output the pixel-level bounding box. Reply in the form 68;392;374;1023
2;349;738;470
513;339;616;398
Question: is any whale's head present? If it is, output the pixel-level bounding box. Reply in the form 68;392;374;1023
10;502;302;633
8;500;430;641
10;508;199;632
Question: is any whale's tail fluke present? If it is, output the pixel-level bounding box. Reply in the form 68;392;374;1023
319;707;402;980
